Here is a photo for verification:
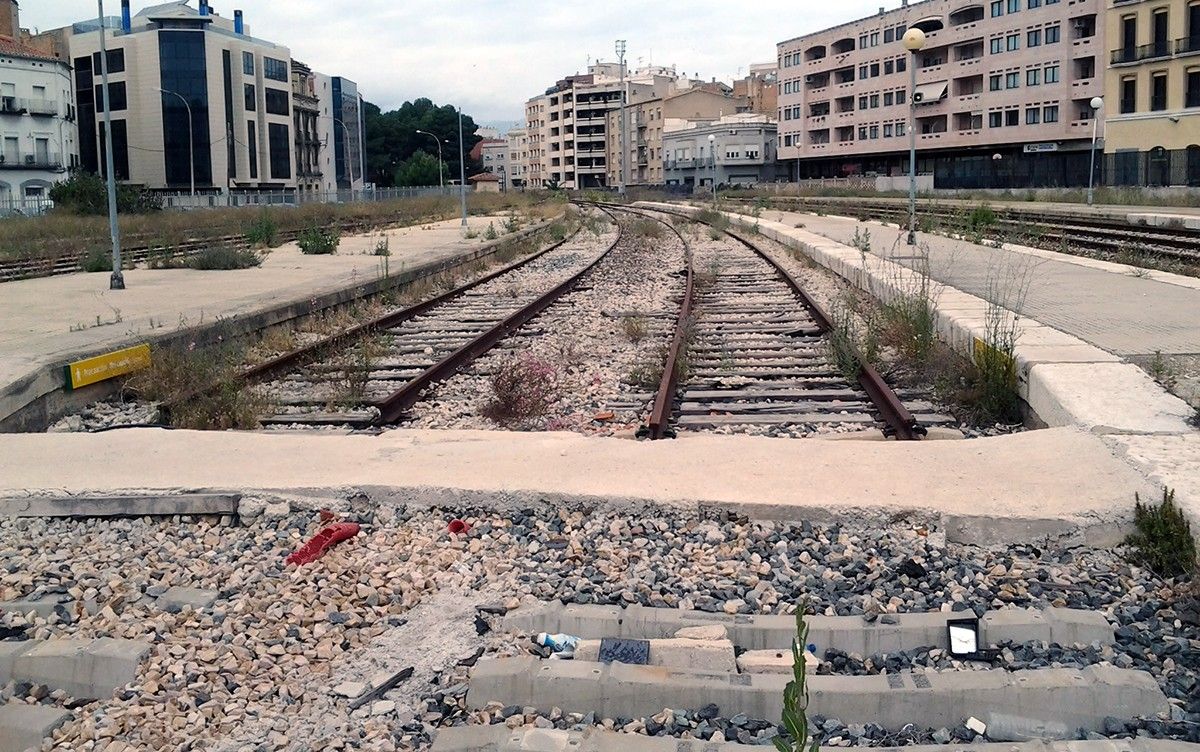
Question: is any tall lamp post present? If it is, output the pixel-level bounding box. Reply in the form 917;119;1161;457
97;0;123;289
902;27;926;246
456;107;467;229
616;39;628;196
156;87;195;199
708;134;718;208
1087;97;1104;206
415;128;445;193
330;117;356;196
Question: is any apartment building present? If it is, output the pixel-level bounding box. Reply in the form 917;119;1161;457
605;88;745;186
479;138;508;185
663;114;780;188
506;127;528;189
291;59;321;194
734;63;780;116
0;0;77;206
777;0;1106;189
1104;0;1200;185
522;63;693;189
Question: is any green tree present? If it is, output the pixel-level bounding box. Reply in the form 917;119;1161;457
394;150;445;187
364;98;484;187
49;170;162;215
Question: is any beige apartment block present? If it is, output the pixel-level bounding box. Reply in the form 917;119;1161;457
506;127;528;189
605;89;746;186
523;64;703;189
777;0;1106;188
734;63;780;116
35;1;296;192
1103;0;1200;185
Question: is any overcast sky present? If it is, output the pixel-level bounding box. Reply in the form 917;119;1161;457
27;1;889;128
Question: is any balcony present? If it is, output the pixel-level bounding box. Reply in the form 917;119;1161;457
1179;37;1200;57
1112;42;1172;65
0;151;64;169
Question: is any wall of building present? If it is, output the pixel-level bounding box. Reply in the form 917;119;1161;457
0;49;77;203
664;116;779;187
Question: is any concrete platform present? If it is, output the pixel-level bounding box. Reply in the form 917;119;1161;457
431;728;1200;752
0;426;1157;545
503;603;1113;654
466;657;1167;735
0;215;554;431
0;703;71;752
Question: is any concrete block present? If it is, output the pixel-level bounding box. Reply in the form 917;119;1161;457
467;657;1167;735
573;638;737;673
432;724;1200;752
155;586;218;612
737;648;819;674
503;603;1113;655
1026;362;1195;435
0;494;239;518
0;702;71;752
0;642;30;685
0;593;73;619
10;638;149;700
674;624;727;640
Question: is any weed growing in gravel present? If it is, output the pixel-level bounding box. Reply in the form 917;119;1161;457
1125;489;1197;579
775;603;820;752
185;245;264;270
245;211;279;248
484;222;499;241
503;214;522;233
1148;351;1178;389
298;226;340;255
957;263;1031;425
483;352;561;427
827;301;865;382
372;236;391;256
126;342;268;430
81;247;112;273
852;227;872;254
628;218;666;240
622;316;649;344
696;209;730;232
464;227;480;240
336;335;387;407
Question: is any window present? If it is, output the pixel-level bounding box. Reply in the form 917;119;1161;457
884;92;895;105
264;57;288;82
990;73;1002;90
858;126;868;140
243;51;254;75
990;38;1003;54
859;95;869;109
1027;68;1041;86
1007;0;1019;11
885;60;894;74
870;63;880;77
896;89;907;104
1007;34;1020;51
1006;72;1020;88
1045;24;1060;43
870;125;879;138
870;94;880;108
884;123;894;137
265;88;289;115
93;81;127;112
1028;0;1041;7
1151;72;1168;111
989;111;1003;127
1043;104;1059;122
870;32;880;46
1005;109;1019;126
247;120;258;179
897;56;907;72
244;83;256;111
1189;70;1200;108
1026;107;1041;124
91;49;125;74
1044;64;1059;83
859;65;869;80
268;122;291;179
884;28;895;43
896;121;906;136
1028;29;1042;47
991;1;1003;17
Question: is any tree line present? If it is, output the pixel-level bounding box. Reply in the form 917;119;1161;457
364;98;486;188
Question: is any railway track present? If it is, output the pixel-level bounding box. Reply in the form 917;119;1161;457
218;209;622;428
590;204;938;440
758;196;1200;264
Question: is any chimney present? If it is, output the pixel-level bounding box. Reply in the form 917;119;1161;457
234;9;243;34
1;0;18;39
199;0;209;16
120;0;131;33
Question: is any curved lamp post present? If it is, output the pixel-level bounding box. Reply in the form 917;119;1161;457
902;27;926;246
414;129;445;192
1087;97;1103;206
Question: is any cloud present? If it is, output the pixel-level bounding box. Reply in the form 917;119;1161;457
28;0;889;124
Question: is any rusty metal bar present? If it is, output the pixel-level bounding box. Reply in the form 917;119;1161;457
374;209;623;425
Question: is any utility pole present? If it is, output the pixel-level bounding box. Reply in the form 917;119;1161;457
97;0;124;289
616;40;628;196
458;107;467;228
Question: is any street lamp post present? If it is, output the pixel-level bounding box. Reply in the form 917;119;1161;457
708;133;717;208
498;164;507;194
97;0;123;290
457;107;467;229
902;28;926;247
156;88;195;199
616;40;628;196
414;129;445;193
330;117;356;198
1087;97;1104;206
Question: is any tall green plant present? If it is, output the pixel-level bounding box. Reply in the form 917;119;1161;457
775;604;820;752
1125;489;1196;579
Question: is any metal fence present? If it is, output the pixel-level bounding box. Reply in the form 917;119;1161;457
0;196;54;217
160;186;450;210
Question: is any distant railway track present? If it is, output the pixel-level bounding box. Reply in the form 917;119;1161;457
757;196;1200;264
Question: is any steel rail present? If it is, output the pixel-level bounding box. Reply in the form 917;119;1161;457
159;221;583;424
635;203;925;441
373;207;623;425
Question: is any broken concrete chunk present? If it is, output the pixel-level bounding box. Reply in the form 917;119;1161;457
674;624;728;641
331;681;367;698
736;648;820;674
0;702;71;752
370;700;396;716
155;587;218;612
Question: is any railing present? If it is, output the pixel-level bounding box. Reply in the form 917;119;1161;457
1112;42;1172;64
1178;36;1200;55
0;196;54;217
0;152;63;169
158;186;449;211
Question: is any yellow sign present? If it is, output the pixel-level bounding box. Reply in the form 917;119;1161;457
64;344;152;390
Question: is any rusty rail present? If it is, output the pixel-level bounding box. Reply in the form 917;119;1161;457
373;208;622;425
160;221;582;424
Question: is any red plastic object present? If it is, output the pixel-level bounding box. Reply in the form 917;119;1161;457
319;509;338;523
448;519;471;535
286;522;361;565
